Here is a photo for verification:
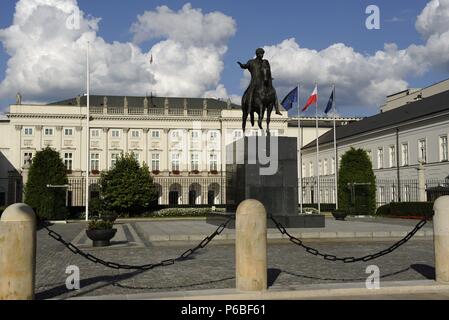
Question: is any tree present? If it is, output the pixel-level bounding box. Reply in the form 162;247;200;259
338;147;376;215
100;153;158;216
25;147;68;220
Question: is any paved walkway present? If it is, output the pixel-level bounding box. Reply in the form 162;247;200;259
35;216;436;300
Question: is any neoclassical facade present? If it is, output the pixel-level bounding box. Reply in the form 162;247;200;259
0;94;359;208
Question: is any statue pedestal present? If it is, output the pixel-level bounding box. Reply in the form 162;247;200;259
209;136;324;228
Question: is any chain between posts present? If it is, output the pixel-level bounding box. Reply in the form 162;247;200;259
44;216;234;270
269;215;428;263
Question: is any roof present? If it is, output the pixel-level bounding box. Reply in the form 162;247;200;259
47;95;241;110
303;89;449;150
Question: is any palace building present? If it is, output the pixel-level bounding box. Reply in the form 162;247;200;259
0;94;359;208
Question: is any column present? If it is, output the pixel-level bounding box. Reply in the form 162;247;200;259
124;128;129;154
35;126;43;151
143;128;149;165
164;129;170;172
76;126;83;172
14;125;22;169
103;128;109;170
56;126;63;153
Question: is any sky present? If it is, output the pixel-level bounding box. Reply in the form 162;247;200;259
1;0;449;117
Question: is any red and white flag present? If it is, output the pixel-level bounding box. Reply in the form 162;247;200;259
302;85;318;112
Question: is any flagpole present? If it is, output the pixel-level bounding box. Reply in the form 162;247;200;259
315;83;321;213
297;84;303;214
85;41;90;222
333;84;338;210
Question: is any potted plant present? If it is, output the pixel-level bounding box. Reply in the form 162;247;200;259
152;169;160;175
210;170;218;175
332;209;348;221
191;170;200;175
91;169;100;175
86;220;117;247
172;170;180;175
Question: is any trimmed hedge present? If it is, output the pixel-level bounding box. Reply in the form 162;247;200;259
376;202;434;218
144;207;225;218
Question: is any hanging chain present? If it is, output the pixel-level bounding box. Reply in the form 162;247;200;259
44;216;233;270
269;215;428;263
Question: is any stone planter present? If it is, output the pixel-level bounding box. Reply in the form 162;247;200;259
332;210;348;221
86;229;117;247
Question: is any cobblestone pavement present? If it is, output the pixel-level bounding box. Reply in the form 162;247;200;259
36;222;435;300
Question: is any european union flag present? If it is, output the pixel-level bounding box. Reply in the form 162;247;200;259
281;87;298;111
324;89;334;114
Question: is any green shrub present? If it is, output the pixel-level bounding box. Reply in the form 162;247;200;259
24;147;68;220
89;198;104;217
376;202;434;218
88;220;114;230
338;148;376;215
100;153;158;217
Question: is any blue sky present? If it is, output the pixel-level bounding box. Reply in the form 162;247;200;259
1;0;448;117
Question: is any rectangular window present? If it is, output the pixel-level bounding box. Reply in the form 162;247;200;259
64;153;73;170
171;130;180;138
191;131;200;140
91;129;100;138
389;146;396;168
302;163;306;178
331;157;336;175
378;186;385;204
111;153;120;168
91;153;100;171
24;127;33;136
309;162;314;177
319;160;323;175
151;130;160;139
23;152;33;165
131;130;140;138
151;154;160;171
210;131;218;140
403;185;410;202
191;153;199;171
210;154;218;171
44;128;54;136
401;143;409;166
323;159;328;175
64;128;73;136
133;153;140;162
377;148;384;169
111;129;121;138
233;130;243;141
440;136;448;162
418;139;427;163
171;153;180;171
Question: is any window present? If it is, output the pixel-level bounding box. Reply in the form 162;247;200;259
389;146;396;168
319;160;323;175
401;143;409;166
64;153;73;170
24;127;33;136
377;148;384;169
151;154;160;171
378;186;385;204
23;152;33;165
233;130;243;140
309;162;314;177
133;153;140;162
111;153;120;168
440;136;448;162
191;131;200;140
91;129;100;138
210;154;218;171
210;131;218;141
64;128;73;136
418;139;427;163
302;163;306;178
90;153;99;171
191;153;199;171
331;157;336;175
171;153;180;171
151;130;160;139
403;185;410;202
44;128;54;136
323;159;328;175
171;130;180;138
131;130;140;139
111;129;121;138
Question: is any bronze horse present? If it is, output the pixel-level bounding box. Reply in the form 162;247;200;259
239;49;280;134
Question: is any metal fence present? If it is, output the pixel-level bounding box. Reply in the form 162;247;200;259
301;177;449;208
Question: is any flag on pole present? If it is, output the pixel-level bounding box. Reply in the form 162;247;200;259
303;85;318;112
281;86;298;111
324;88;334;114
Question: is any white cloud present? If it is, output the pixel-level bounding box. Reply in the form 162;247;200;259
0;0;236;106
256;0;449;113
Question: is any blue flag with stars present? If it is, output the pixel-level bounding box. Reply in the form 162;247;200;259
324;89;334;114
281;87;298;111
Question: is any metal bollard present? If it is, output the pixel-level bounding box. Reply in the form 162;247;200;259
433;196;449;284
0;203;37;300
236;199;267;291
